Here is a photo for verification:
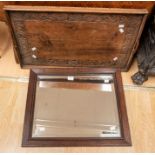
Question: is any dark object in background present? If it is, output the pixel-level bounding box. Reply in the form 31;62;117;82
132;14;155;85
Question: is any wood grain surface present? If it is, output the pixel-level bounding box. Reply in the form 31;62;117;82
0;81;155;152
0;21;155;152
0;3;155;151
0;1;154;21
6;6;147;70
1;2;153;70
1;21;155;87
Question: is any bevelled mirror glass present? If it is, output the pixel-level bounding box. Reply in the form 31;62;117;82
22;69;131;147
32;74;120;138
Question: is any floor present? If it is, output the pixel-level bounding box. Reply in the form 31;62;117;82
0;22;155;152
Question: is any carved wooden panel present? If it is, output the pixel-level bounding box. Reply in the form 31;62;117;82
6;7;147;70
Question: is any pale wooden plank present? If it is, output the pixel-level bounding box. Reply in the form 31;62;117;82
0;81;155;152
4;5;148;14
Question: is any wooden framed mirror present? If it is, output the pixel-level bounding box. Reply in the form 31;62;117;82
22;68;131;147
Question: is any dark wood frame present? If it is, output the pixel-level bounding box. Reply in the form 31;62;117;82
22;68;131;147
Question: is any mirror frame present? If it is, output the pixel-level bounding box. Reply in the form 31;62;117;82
22;68;131;147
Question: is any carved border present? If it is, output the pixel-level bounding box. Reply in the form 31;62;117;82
9;11;143;68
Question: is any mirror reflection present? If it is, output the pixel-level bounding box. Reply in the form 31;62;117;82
32;74;121;138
